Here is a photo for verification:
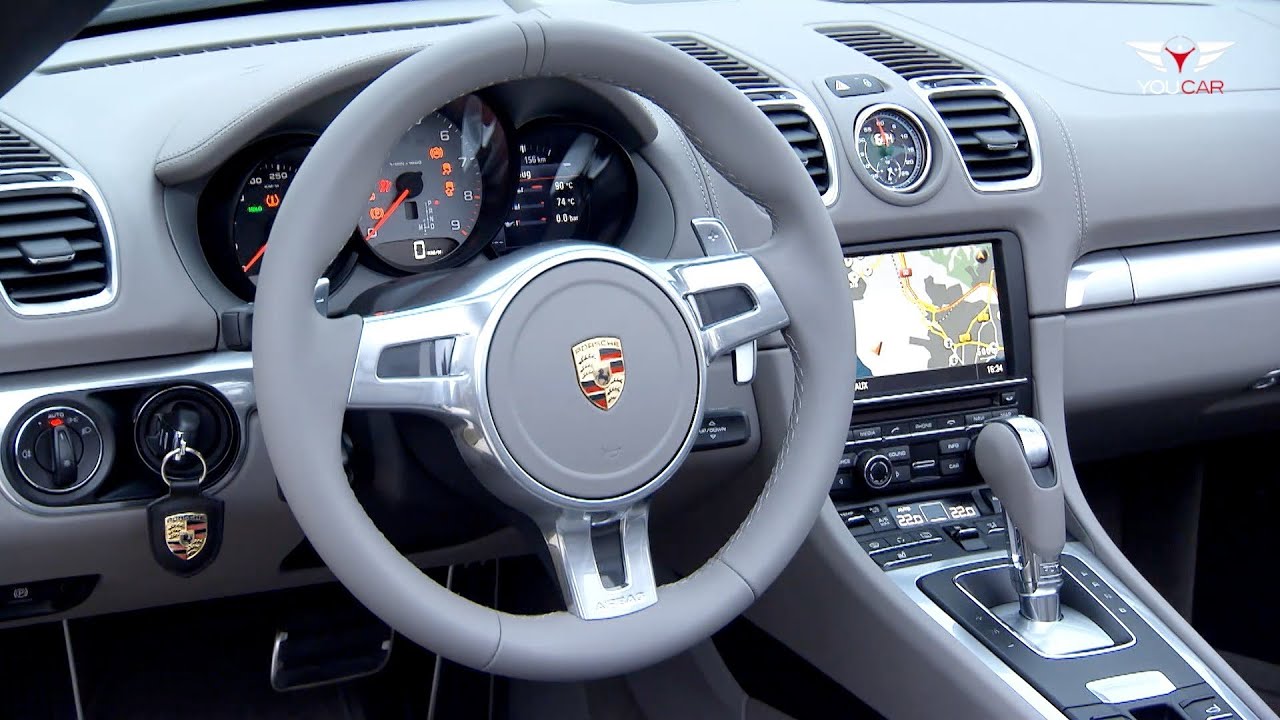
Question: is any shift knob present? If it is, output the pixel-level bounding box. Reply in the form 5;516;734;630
973;416;1065;622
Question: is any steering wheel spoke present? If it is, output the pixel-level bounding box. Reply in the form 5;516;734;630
656;252;790;362
542;504;659;621
346;295;491;416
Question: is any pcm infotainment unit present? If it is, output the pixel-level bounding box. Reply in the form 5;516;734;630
845;240;1008;398
832;233;1032;500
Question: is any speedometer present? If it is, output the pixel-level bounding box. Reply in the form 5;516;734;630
358;95;511;272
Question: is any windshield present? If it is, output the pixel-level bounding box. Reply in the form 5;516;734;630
87;0;394;35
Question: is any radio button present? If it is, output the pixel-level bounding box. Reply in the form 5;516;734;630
1001;391;1019;405
890;466;911;484
940;457;965;476
849;426;881;442
883;446;910;462
938;415;965;430
838;454;857;471
939;437;969;455
884;423;909;438
910;418;937;433
991;408;1018;421
831;474;854;493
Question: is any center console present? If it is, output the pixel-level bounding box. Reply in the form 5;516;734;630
831;233;1257;720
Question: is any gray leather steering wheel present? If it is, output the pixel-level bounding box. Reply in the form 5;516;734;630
253;16;855;681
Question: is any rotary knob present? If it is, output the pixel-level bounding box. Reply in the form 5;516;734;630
13;406;104;493
857;451;893;490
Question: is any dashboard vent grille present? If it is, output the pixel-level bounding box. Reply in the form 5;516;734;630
757;102;831;195
40;17;479;74
661;39;836;203
0;123;57;170
818;27;971;80
0;188;110;305
930;91;1033;183
663;38;775;90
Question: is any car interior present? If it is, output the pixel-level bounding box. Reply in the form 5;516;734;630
1;0;1278;718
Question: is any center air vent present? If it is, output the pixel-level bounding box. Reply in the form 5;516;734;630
818;27;971;80
0;179;113;310
928;88;1036;188
663;38;837;204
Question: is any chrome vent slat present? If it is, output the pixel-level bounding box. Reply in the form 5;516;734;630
662;37;838;204
818;27;972;80
0;167;115;313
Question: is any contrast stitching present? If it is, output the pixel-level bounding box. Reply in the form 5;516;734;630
156;46;425;169
643;101;713;216
1034;90;1087;255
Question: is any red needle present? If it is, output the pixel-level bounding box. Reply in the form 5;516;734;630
875;119;891;148
242;243;268;273
368;188;410;240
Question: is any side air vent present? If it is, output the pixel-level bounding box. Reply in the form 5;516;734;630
930;92;1033;183
0;176;113;311
663;39;838;204
818;27;971;80
664;38;775;91
0;123;57;170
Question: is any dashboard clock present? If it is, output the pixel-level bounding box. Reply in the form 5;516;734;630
853;104;931;193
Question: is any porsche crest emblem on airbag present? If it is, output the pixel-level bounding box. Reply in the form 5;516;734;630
164;512;209;561
573;336;626;411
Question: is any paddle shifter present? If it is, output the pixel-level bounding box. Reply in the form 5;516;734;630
973;416;1065;623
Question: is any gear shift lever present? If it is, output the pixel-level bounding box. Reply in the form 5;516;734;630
973;416;1064;623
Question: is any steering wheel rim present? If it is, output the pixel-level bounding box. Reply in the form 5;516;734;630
253;16;855;681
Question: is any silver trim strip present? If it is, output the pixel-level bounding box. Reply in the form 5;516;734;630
749;88;840;207
952;562;1137;659
1064;233;1280;312
0;352;253;515
0;167;118;316
851;102;933;194
886;544;1259;719
1086;671;1176;705
853;376;1026;407
909;75;1042;193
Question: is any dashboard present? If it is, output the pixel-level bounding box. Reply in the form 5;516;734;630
0;0;1276;639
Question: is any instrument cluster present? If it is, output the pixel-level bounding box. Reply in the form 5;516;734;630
198;92;639;300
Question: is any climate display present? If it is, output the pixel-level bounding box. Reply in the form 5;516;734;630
892;498;981;529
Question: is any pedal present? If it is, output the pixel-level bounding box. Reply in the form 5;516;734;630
270;611;394;691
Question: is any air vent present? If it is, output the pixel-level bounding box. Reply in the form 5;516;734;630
930;91;1033;184
663;38;775;91
0;182;112;309
757;102;831;195
0;123;57;170
819;27;971;80
662;39;837;204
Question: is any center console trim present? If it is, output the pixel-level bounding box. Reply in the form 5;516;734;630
853;377;1028;407
887;541;1258;720
953;562;1137;659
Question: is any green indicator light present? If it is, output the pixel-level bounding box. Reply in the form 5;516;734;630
246;205;265;214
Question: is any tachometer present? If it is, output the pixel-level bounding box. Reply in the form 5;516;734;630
358;95;511;272
494;123;637;254
853;104;931;193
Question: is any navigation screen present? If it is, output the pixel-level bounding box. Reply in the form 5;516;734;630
845;242;1007;396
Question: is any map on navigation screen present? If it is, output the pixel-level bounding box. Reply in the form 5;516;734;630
845;242;1007;395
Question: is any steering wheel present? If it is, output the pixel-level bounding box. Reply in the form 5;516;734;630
253;16;855;681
